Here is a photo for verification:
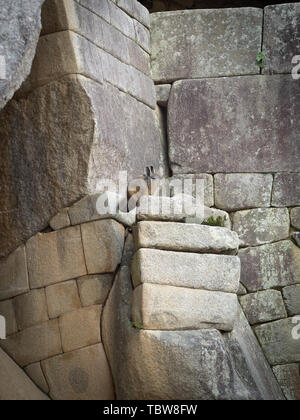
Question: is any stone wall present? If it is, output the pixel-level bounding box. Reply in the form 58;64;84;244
152;3;300;400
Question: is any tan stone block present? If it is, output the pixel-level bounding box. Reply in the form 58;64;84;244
25;362;49;394
0;299;17;336
46;280;81;319
81;220;125;274
0;245;29;301
26;226;87;289
14;289;49;330
77;275;113;307
42;344;114;400
49;208;71;231
59;306;101;353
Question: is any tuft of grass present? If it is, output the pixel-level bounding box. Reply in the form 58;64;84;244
256;52;265;68
132;321;144;330
202;216;227;227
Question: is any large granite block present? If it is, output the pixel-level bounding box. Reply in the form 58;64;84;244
151;9;262;82
168;76;300;173
272;173;300;207
0;246;29;301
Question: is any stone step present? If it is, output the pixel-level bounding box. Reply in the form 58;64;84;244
133;221;239;254
131;248;240;293
132;283;238;332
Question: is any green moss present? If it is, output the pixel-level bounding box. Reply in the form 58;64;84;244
202;216;227;227
256;52;265;68
132;321;144;330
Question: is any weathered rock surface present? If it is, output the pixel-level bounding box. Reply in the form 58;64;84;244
187;207;231;230
46;281;81;319
151;9;262;82
273;364;300;401
254;318;300;365
49;208;71;231
272;174;300;207
132;248;241;293
291;207;300;230
155;84;171;107
133;221;239;254
239;290;287;325
233;208;290;247
0;0;45;109
263;3;300;74
168;76;300;174
0;299;17;336
239;240;300;292
214;173;273;211
282;285;300;317
293;232;300;248
42;344;114;400
132;283;238;331
169;174;214;207
25;362;49;394
77;274;114;307
14;289;49;330
0;245;29;301
0;348;49;400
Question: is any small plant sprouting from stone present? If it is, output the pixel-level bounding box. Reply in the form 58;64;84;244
132;321;144;330
202;216;227;227
256;52;265;68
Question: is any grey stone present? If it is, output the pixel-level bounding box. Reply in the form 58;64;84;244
263;3;300;74
186;207;231;229
254;318;300;365
49;208;71;231
273;364;300;401
168;76;300;174
0;0;45;109
293;232;300;247
132;283;238;332
291;208;300;230
237;283;247;296
0;348;49;400
42;344;114;400
25;362;50;394
214;174;273;211
239;240;300;292
151;9;262;82
109;1;136;40
282;285;300;317
131;248;240;293
233;208;290;247
0;245;29;301
134;19;150;53
169;174;214;207
0;299;17;336
14;289;49;331
239;290;287;325
46;281;81;319
77;274;114;307
133;221;239;254
75;0;110;23
155;84;171;107
117;0;150;28
272;174;300;207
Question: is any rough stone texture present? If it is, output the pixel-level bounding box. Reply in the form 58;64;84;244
102;264;283;400
0;320;62;367
49;208;71;231
26;226;87;289
59;306;101;353
168;76;300;174
151;9;262;82
0;0;45;109
291;207;300;230
282;285;300;317
272;174;300;207
186;207;231;230
237;283;247;296
133;221;239;254
214;174;273;211
232;208;290;247
81;219;125;274
263;3;300;75
239;290;287;325
117;0;150;28
239;240;300;292
42;344;114;400
25;362;49;394
132;248;240;293
293;232;300;248
132;283;238;331
0;299;17;336
254;318;300;365
13;289;49;331
0;246;29;301
46;281;81;319
77;274;114;307
155;84;171;107
0;348;49;400
273;364;300;401
169;174;214;207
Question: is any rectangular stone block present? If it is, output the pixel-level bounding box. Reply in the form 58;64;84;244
215;173;273;211
273;364;300;401
131;248;240;293
59;306;101;353
233;208;290;247
77;274;113;307
25;362;50;394
0;320;62;367
272;173;300;207
151;9;262;82
283;285;300;317
134;19;150;53
132;283;238;331
46;280;81;319
133;221;239;254
239;240;300;292
26;226;87;289
169;174;214;207
240;290;287;325
0;245;29;301
109;0;136;40
49;208;71;231
168;76;300;173
263;3;300;74
75;0;110;23
291;207;300;230
117;0;150;28
254;318;300;365
42;344;114;400
14;289;49;331
0;299;17;336
81;220;125;274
